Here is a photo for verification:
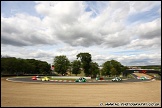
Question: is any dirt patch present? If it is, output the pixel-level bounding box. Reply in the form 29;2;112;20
1;77;161;107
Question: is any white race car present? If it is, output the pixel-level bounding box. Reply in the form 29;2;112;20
112;77;122;82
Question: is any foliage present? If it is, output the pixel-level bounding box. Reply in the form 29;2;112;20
101;60;125;76
1;57;51;75
76;53;92;77
1;53;132;77
110;68;117;76
101;61;112;76
71;60;81;76
53;55;70;76
89;62;100;78
110;60;123;76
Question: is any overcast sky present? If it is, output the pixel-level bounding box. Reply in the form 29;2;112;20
1;1;161;66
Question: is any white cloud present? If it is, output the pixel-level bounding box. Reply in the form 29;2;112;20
1;13;59;46
117;53;161;66
128;38;161;49
135;18;161;39
1;1;161;66
130;1;160;13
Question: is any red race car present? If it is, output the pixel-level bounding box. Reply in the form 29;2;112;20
32;76;41;80
32;76;37;80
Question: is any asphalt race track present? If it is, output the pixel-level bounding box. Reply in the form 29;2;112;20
6;77;152;84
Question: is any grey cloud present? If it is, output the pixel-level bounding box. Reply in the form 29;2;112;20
26;32;50;45
69;37;102;47
33;52;52;58
1;1;161;50
135;18;161;39
1;29;54;47
36;1;161;49
53;24;104;47
1;35;29;46
102;31;132;48
1;22;21;34
128;59;157;66
1;15;57;47
140;28;161;39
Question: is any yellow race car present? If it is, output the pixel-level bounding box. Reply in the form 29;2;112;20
41;76;50;81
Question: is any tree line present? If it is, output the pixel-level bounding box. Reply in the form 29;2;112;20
1;53;128;77
1;56;51;75
53;53;127;77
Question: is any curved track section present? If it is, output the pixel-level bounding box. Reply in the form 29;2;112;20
6;77;153;84
133;73;153;79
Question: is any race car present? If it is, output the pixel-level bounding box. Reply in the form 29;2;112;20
41;76;50;81
112;77;122;82
137;76;147;80
32;76;37;80
32;75;42;80
75;77;86;82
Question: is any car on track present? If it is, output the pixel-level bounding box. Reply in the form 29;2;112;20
137;76;147;80
32;76;42;80
32;76;37;80
41;76;50;81
112;77;122;82
75;77;86;82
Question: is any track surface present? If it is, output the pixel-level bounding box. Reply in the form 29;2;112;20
6;77;152;84
2;77;160;107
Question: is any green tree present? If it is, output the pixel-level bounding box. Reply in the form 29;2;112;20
110;60;123;76
26;59;51;75
1;57;16;74
101;60;124;77
101;61;112;77
77;53;92;77
54;55;70;76
90;62;100;78
37;61;51;75
1;56;51;75
71;60;81;76
110;67;117;77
